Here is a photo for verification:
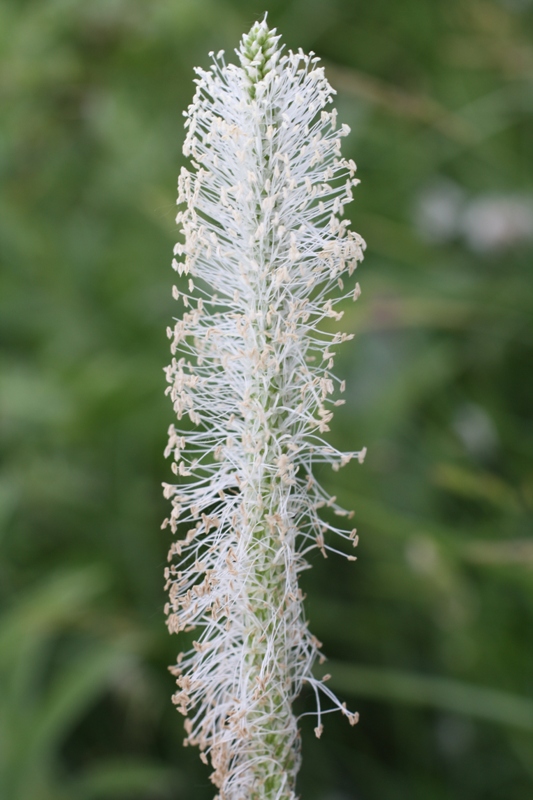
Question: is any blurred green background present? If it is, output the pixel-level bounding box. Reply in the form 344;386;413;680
1;0;532;798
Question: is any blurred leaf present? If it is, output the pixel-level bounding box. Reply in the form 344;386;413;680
433;463;521;512
22;640;140;771
0;568;107;661
324;661;533;731
0;569;153;800
73;760;179;799
463;538;533;566
326;62;478;143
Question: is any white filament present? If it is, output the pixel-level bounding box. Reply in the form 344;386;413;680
163;18;365;800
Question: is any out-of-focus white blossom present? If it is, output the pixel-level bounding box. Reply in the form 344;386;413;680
452;403;498;458
414;181;533;254
461;194;533;253
413;180;466;244
162;18;365;800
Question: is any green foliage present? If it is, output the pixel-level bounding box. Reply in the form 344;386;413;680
1;0;532;798
0;569;179;799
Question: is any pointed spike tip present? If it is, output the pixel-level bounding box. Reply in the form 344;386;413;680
238;16;282;96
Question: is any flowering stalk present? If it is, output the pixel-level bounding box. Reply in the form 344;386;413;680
163;18;366;800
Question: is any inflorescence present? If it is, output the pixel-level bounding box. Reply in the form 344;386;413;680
163;17;366;800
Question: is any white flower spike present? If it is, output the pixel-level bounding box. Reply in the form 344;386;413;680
163;17;366;800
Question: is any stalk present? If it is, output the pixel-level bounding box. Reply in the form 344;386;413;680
163;18;366;799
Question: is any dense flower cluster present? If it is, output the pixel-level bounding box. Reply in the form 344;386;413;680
163;18;365;800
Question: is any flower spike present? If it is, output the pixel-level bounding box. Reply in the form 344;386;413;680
164;19;366;800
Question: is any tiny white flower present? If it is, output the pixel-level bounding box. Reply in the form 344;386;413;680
163;17;365;800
